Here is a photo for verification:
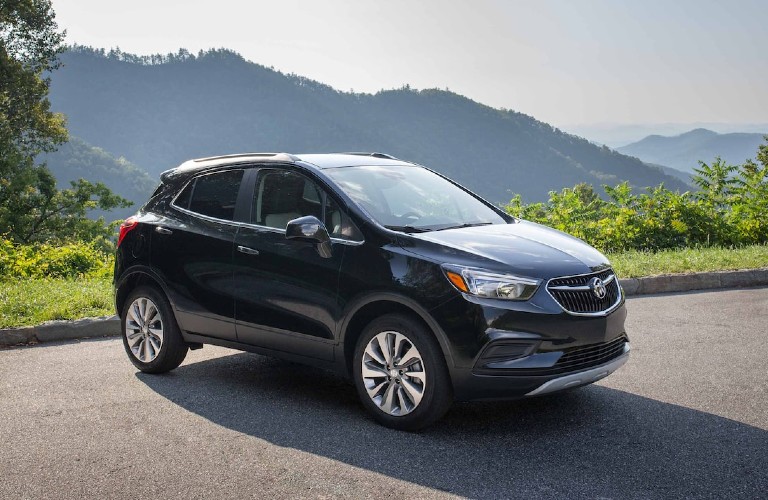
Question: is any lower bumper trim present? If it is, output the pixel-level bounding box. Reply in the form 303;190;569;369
525;344;631;396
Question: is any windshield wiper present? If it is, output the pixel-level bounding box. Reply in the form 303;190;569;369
383;225;433;233
435;222;494;231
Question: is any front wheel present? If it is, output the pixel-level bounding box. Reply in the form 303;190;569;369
353;314;453;431
121;286;188;373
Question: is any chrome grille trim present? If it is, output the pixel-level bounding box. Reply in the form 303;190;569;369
546;269;623;317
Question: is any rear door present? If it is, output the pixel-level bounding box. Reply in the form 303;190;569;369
232;167;361;360
151;168;247;341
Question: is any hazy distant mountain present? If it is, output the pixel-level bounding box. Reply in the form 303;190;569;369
563;123;768;148
648;163;694;186
47;46;688;204
617;129;766;174
42;136;156;220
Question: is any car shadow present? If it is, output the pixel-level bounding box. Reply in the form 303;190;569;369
137;352;767;498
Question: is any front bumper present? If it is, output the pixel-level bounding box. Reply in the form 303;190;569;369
449;342;630;401
431;291;630;401
525;343;630;396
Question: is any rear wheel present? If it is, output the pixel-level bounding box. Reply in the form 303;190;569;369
353;314;453;431
121;286;188;373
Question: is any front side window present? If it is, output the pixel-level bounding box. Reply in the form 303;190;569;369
324;165;506;231
253;170;362;240
174;169;244;221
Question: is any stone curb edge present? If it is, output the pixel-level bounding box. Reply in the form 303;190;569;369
2;267;768;347
1;315;119;347
618;267;768;296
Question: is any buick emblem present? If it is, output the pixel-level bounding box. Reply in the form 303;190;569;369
590;277;607;299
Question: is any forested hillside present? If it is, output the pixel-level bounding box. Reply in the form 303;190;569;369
47;46;688;204
42;137;156;219
618;129;766;174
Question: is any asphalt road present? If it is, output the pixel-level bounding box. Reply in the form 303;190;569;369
1;288;767;499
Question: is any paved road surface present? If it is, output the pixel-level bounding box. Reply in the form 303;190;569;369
1;288;767;499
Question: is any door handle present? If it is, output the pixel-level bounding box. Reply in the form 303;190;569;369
237;245;260;256
155;226;173;235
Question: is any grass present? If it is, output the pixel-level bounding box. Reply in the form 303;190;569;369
0;277;114;329
608;244;768;278
1;245;767;329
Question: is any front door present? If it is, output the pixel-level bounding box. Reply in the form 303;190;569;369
232;168;358;361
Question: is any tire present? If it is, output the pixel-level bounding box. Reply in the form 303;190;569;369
352;314;453;431
121;286;188;374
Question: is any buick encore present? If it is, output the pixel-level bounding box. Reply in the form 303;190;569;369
114;152;630;430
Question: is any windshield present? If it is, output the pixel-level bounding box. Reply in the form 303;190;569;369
324;165;507;232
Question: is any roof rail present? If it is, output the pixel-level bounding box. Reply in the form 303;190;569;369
342;152;398;160
193;152;299;163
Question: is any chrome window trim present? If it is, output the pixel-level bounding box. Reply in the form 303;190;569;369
236;220;365;246
169;175;365;246
545;269;623;317
169;203;243;227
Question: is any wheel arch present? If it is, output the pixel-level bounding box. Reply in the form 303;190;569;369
338;293;456;377
114;266;173;318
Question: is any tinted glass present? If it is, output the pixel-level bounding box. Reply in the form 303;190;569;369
174;182;193;210
181;169;244;221
253;170;362;240
324;165;506;231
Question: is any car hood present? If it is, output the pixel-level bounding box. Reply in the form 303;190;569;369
401;220;611;279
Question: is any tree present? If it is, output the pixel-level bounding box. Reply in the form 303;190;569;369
1;0;129;243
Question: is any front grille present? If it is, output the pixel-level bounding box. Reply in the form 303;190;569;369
547;269;621;315
484;335;629;376
553;334;628;374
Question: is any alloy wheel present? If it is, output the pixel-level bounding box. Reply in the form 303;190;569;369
361;331;427;416
125;297;164;363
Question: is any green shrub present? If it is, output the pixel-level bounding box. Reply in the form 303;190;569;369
505;139;768;253
0;238;113;279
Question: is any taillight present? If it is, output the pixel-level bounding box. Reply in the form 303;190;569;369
117;216;139;248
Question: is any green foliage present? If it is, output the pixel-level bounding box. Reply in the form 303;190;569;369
607;244;768;278
1;0;67;157
1;2;131;244
1;174;132;244
505;140;768;253
0;276;113;328
0;238;113;279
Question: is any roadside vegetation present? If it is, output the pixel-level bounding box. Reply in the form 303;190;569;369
608;244;768;278
0;240;113;328
505;140;768;253
0;277;113;328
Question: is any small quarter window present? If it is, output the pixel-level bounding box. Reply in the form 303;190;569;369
174;182;193;210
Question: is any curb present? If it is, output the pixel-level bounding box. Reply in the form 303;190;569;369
0;315;119;347
2;268;768;347
619;267;768;296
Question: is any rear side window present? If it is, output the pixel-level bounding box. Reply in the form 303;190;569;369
173;170;244;221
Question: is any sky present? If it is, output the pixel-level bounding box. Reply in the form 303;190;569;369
53;0;767;135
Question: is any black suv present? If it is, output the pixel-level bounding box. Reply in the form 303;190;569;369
115;152;629;430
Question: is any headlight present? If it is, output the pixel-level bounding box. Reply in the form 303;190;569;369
441;265;541;300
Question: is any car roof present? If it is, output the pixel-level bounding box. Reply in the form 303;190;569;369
161;152;415;182
295;153;413;169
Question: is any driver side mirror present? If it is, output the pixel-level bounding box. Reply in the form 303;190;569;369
285;216;333;258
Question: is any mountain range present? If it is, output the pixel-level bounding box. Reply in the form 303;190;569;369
617;128;766;175
44;46;689;214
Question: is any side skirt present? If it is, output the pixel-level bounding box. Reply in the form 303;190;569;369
182;331;344;375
